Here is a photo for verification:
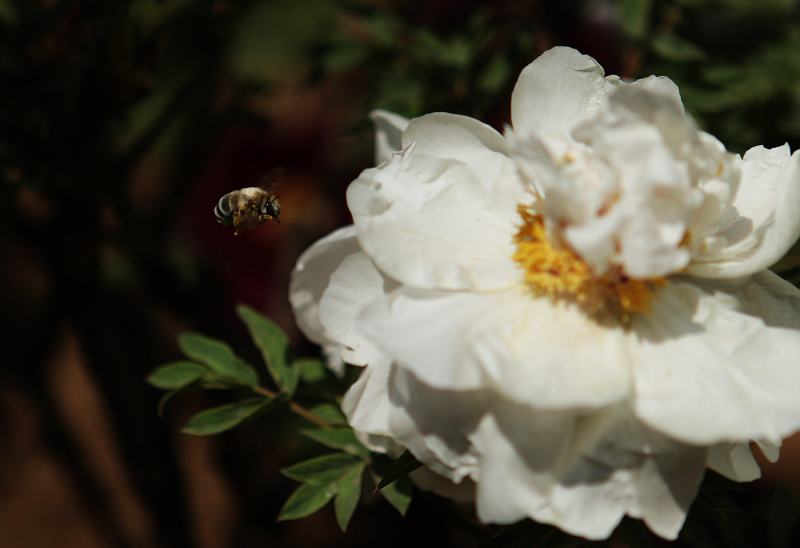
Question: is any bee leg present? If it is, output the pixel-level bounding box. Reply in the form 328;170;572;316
232;210;241;235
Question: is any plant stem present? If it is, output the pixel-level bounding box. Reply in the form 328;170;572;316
251;385;333;429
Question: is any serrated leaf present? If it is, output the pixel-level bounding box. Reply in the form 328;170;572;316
308;403;347;425
277;481;337;522
301;427;369;458
237;305;299;395
376;450;422;491
147;361;207;389
380;476;412;516
281;453;362;484
617;0;652;40
182;397;272;436
651;34;706;62
178;333;258;386
334;463;364;531
296;357;327;384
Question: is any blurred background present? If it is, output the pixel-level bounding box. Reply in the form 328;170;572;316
2;0;800;546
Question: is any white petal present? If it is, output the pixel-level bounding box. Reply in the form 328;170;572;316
473;402;704;540
401;113;511;192
341;358;396;452
688;146;800;277
361;286;632;408
511;46;619;137
371;109;409;165
409;468;475;503
707;443;761;482
386;366;482;483
347;145;523;291
358;288;487;390
318;251;388;367
632;276;800;444
632;444;706;540
343;361;482;482
472;403;582;525
472;289;632;409
289;226;360;347
757;439;781;463
628;75;684;112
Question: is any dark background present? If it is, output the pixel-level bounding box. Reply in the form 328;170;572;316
2;0;800;546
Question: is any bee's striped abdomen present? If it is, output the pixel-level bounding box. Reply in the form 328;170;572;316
214;195;233;225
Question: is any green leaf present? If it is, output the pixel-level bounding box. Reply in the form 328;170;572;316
278;482;337;522
237;305;299;395
281;453;362;484
301;427;370;458
308;403;348;426
477;55;511;95
0;0;17;26
617;0;652;40
376;450;422;491
651;34;707;62
147;361;207;389
334;463;364;531
296;357;327;384
178;333;258;386
379;476;412;516
182;398;272;436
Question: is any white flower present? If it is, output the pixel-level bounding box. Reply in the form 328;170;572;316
289;47;800;540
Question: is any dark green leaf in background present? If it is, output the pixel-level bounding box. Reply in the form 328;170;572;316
281;453;362;484
182;397;272;436
301;427;370;458
178;333;258;386
379;475;412;516
334;463;364;531
147;360;207;389
296;357;328;384
651;34;707;62
308;403;348;426
277;481;337;522
617;0;653;40
237;305;299;395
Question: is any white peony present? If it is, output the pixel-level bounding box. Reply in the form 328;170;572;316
289;46;800;540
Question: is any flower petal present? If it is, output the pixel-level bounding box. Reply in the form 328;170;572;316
707;443;761;482
347;143;523;291
401;112;511;191
386;366;482;483
289;226;360;348
472;403;582;525
318;251;388;367
632;274;800;444
358;288;487;390
360;287;632;408
341;358;397;452
628;75;684;112
688;146;800;277
511;46;619;137
473;402;704;540
472;290;632;409
371;109;409;164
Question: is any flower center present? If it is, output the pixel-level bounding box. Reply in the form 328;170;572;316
513;206;666;322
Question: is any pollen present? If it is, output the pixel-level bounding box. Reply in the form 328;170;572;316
513;206;666;322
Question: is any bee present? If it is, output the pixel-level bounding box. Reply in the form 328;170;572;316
214;186;281;235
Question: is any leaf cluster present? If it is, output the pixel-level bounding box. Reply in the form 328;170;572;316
148;305;417;532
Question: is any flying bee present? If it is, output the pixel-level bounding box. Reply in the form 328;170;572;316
214;185;281;235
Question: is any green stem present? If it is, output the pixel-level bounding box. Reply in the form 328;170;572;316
251;385;333;429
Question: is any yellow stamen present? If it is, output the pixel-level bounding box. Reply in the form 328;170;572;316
513;206;666;321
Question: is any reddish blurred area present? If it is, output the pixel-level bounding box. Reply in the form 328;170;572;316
2;0;799;547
